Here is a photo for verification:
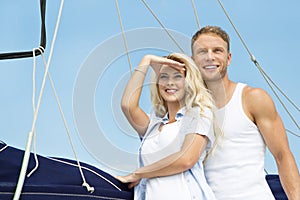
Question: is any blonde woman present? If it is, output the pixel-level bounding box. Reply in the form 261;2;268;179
117;53;217;200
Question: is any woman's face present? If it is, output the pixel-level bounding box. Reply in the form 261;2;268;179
158;65;185;104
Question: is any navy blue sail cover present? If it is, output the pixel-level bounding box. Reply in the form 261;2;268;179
266;174;288;200
0;142;287;200
0;142;133;200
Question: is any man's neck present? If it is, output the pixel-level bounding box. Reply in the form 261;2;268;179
206;78;236;109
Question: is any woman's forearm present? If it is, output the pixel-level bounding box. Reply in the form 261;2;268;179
120;56;153;136
121;57;150;110
135;134;207;179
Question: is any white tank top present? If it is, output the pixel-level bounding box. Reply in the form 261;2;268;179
204;83;275;200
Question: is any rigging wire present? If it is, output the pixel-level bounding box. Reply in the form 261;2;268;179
255;63;300;130
115;0;133;74
258;67;299;113
216;0;299;132
287;129;300;138
191;0;201;30
140;0;185;53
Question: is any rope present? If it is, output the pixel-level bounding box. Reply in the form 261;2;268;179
26;46;45;178
42;50;94;193
49;157;122;191
140;0;185;53
27;39;95;193
13;1;65;199
216;0;299;132
191;0;201;30
115;0;133;74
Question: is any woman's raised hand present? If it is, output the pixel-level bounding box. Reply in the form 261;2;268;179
139;55;185;75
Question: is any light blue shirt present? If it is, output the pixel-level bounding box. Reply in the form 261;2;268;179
134;107;216;200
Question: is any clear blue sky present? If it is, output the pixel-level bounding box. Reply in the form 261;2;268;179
0;1;299;175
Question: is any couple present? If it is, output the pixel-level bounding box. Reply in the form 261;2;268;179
116;26;300;199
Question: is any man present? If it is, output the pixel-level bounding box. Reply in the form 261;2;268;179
191;26;300;200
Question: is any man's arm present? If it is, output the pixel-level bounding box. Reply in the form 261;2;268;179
244;86;300;200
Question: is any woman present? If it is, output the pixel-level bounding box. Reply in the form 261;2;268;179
117;53;217;200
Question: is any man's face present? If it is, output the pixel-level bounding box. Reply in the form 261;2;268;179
192;34;231;82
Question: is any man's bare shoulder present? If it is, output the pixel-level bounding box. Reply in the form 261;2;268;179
243;85;271;102
242;85;276;115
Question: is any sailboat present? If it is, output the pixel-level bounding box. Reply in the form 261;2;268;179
0;0;298;199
